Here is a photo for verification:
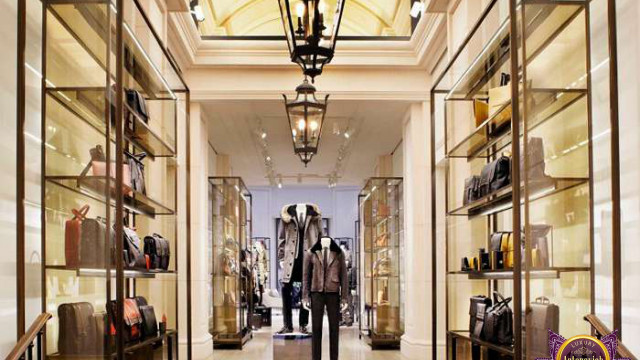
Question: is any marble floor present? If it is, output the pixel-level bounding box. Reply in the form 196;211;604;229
207;311;411;360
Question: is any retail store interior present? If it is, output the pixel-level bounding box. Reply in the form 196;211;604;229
3;0;640;359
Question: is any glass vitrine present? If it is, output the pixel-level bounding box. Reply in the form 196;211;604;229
41;0;188;358
209;177;253;349
431;0;618;359
360;178;404;348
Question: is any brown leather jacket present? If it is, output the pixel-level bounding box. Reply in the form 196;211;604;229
302;239;350;303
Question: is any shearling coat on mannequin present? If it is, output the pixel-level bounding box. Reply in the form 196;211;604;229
276;203;323;333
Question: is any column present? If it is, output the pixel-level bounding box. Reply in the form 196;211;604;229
400;101;434;358
179;102;214;359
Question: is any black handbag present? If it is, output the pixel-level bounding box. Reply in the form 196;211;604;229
135;296;158;338
469;295;492;336
478;155;511;197
125;89;149;123
123;227;147;269
126;151;146;195
153;233;171;270
463;175;481;204
482;292;514;345
143;235;159;270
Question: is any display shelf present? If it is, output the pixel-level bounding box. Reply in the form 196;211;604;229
448;330;514;356
46;265;176;279
359;178;403;349
209;177;253;349
448;89;586;159
448;177;588;218
449;267;590;280
446;3;585;100
47;87;176;158
48;1;175;98
46;175;175;218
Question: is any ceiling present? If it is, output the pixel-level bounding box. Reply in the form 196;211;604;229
198;0;413;37
204;99;409;187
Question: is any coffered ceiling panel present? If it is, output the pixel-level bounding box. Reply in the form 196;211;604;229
199;0;413;37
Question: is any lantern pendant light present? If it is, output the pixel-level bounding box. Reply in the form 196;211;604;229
283;78;329;167
278;0;346;82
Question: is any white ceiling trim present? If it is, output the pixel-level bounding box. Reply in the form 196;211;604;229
191;89;429;101
167;7;447;70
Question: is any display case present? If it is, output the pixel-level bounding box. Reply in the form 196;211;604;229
41;0;189;358
209;177;253;348
360;178;404;349
431;0;618;359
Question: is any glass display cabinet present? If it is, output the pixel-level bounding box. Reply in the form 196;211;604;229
209;177;253;349
41;0;189;358
360;178;404;349
431;0;618;359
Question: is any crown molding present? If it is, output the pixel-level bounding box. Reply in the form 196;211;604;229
190;89;429;102
168;9;448;69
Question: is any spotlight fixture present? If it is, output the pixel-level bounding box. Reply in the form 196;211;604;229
410;1;424;18
261;131;267;139
190;1;205;22
278;0;346;81
283;79;329;167
266;156;272;162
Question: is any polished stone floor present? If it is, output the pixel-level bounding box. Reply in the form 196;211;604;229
208;310;411;360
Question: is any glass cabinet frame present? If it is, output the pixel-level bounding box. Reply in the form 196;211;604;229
209;177;253;349
430;0;620;359
40;0;190;358
359;177;404;349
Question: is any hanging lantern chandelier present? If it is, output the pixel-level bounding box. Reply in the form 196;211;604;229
278;0;346;82
283;79;329;167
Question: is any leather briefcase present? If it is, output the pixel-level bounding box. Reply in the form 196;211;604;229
463;175;481;205
58;302;96;355
65;205;90;268
79;216;110;268
478;155;511;197
528;297;559;359
139;305;158;338
469;295;492;335
125;89;149;123
143;235;159;270
154;233;171;270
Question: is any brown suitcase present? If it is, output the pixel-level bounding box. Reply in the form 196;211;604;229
65;205;89;268
58;302;95;355
528;297;559;360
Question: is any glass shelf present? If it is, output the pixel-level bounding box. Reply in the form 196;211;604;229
448;177;588;218
46;175;175;218
449;267;590;280
46;265;176;279
47;87;176;158
448;89;586;159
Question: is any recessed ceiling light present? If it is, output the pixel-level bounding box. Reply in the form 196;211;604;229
266;156;271;162
261;132;267;139
344;132;350;139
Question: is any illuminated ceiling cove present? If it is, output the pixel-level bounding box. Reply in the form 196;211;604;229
198;0;413;37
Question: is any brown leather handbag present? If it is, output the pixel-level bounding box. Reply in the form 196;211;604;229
65;205;90;268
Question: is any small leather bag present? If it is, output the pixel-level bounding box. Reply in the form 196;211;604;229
143;235;158;270
65;205;90;268
479;248;490;270
109;298;143;343
479;155;511;197
490;232;506;270
523;224;552;268
79;216;113;268
156;234;171;270
81;145;132;195
126;151;146;195
474;100;489;128
482;292;514;345
488;73;512;133
135;297;158;338
463;176;481;205
125;89;149;123
469;295;492;336
529;297;559;358
122;227;147;269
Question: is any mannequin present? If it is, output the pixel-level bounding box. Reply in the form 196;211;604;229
277;203;323;334
253;240;267;306
303;236;349;360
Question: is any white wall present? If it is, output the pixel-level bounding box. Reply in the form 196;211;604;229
248;185;360;289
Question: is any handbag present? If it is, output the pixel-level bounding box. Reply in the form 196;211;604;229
155;234;171;270
528;297;559;359
125;89;149;123
58;302;95;355
523;224;552;268
488;73;512;133
122;227;147;269
65;205;90;268
474;99;489;128
81;145;132;195
469;295;492;338
79;216;114;268
520;137;551;184
463;176;481;205
108;298;143;343
126;151;146;195
136;296;158;338
478;155;511;197
490;232;508;270
482;292;514;345
502;232;514;268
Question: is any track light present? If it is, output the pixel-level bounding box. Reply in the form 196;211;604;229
410;1;424;18
191;2;205;22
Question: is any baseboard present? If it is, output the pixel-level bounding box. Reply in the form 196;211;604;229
400;336;446;360
179;334;213;360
